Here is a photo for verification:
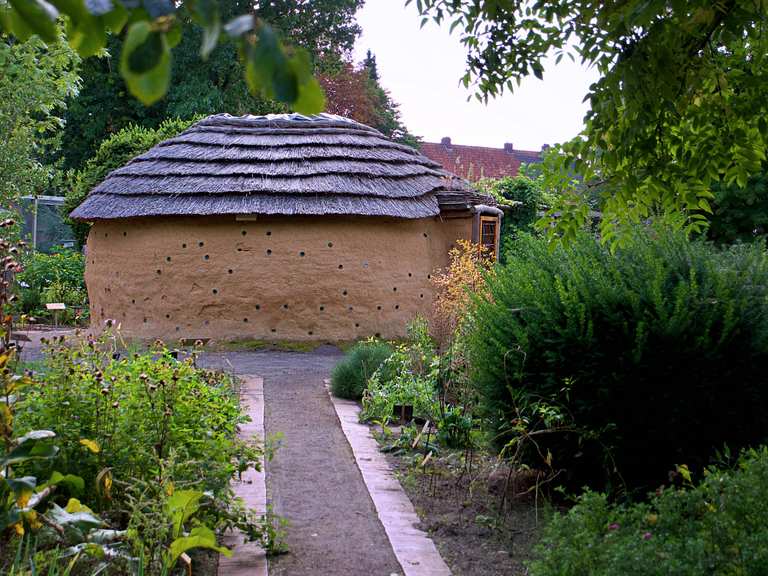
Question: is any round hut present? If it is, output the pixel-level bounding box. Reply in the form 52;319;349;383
71;113;501;341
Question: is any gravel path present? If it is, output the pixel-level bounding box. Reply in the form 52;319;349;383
200;348;403;576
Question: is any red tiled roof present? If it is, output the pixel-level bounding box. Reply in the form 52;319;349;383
420;138;543;182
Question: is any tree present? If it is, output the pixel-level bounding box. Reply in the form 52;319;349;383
64;118;197;247
0;0;328;114
411;1;768;245
0;29;80;234
707;169;768;245
59;0;364;170
318;52;419;147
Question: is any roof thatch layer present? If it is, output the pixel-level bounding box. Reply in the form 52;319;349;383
71;113;493;221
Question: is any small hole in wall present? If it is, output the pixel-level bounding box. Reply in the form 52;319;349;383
342;290;348;296
166;256;171;262
427;274;431;279
377;305;382;310
266;231;272;236
182;243;187;248
204;254;210;261
375;332;381;338
319;305;325;311
338;264;343;269
423;232;428;238
408;272;412;277
165;314;170;319
393;287;397;292
395;304;400;310
420;293;424;298
175;326;180;332
204;320;210;326
237;247;243;252
143;317;148;323
308;331;313;335
243;318;248;323
299;251;305;257
212;289;218;295
228;269;233;274
156;269;162;275
266;249;272;256
131;299;136;304
271;328;276;333
255;304;261;310
241;230;247;236
161;295;167;301
348;306;353;311
198;241;204;247
123;231;127;237
283;304;289;309
104;233;108;238
355;323;360;328
327;241;333;247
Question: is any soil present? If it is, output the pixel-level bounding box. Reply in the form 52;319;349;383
384;444;544;576
199;348;404;576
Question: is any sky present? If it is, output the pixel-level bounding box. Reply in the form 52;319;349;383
352;0;600;151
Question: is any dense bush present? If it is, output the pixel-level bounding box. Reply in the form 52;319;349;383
64;117;196;246
11;332;266;572
331;339;393;400
361;318;439;423
469;226;768;490
17;248;87;320
531;447;768;576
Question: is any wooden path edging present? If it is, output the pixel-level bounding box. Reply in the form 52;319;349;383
218;375;268;576
327;384;452;576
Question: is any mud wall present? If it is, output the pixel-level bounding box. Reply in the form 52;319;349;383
84;214;474;341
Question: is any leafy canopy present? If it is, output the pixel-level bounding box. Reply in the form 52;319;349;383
0;0;327;113
0;29;79;216
59;0;364;171
411;0;768;245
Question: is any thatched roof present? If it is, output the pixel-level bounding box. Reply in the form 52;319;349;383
70;113;494;221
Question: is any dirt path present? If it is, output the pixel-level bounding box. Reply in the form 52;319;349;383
200;347;403;576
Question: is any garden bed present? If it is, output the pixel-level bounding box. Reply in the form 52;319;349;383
379;429;543;576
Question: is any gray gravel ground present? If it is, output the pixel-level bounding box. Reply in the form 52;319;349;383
200;348;403;576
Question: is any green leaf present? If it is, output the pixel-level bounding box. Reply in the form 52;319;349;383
1;443;59;467
120;21;171;105
47;498;103;532
102;3;128;32
168;526;231;569
188;0;220;57
166;489;203;538
8;0;59;42
127;28;164;73
45;471;85;495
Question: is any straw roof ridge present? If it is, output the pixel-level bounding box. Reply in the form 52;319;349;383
138;144;434;164
71;113;492;221
114;159;447;178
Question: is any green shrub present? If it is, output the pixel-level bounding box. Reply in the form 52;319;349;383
531;447;768;576
331;339;393;400
15;333;262;529
17;248;87;321
469;226;768;490
360;319;440;422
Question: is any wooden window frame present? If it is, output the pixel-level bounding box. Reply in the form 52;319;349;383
478;215;500;261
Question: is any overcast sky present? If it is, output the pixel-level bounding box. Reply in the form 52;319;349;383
352;0;600;151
